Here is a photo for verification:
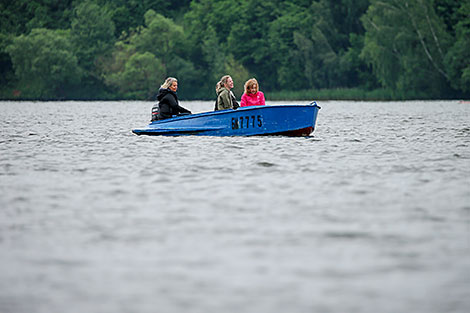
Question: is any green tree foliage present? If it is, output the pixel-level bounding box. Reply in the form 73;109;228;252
361;0;453;97
187;0;373;92
433;0;461;34
1;0;469;100
131;10;185;68
201;26;226;82
101;41;136;94
0;0;76;96
102;10;198;99
105;51;165;98
6;28;81;98
104;0;191;36
226;1;279;88
445;0;470;92
282;2;341;89
183;0;248;97
68;0;117;98
71;0;115;73
0;0;74;35
267;2;312;89
0;33;14;88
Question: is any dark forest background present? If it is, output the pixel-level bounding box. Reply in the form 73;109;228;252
0;0;469;100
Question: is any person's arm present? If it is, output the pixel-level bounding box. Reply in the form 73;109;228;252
178;105;191;114
174;101;191;114
240;94;247;107
168;95;191;114
230;91;239;109
259;91;265;106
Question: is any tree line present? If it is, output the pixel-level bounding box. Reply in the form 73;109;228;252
0;0;468;100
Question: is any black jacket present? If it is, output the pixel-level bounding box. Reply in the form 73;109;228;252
156;88;191;119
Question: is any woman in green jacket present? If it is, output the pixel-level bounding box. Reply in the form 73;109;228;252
215;75;239;111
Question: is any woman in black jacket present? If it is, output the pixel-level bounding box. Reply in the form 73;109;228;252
151;77;191;121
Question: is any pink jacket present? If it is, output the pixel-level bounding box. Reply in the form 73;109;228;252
240;91;265;107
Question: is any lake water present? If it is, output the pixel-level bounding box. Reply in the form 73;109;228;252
0;100;469;313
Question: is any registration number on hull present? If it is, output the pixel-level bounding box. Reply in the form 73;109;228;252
231;115;263;130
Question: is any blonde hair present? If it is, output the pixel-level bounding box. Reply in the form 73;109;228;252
161;77;177;89
215;75;232;93
244;78;259;94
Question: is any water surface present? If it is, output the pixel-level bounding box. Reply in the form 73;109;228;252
0;100;469;313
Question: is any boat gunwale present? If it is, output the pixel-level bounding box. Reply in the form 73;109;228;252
149;104;320;125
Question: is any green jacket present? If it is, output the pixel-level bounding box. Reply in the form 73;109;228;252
216;87;239;110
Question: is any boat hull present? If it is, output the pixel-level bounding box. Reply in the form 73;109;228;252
132;104;320;137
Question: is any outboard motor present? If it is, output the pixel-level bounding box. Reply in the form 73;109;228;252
151;103;160;121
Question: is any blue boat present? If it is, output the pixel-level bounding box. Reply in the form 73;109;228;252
132;102;321;136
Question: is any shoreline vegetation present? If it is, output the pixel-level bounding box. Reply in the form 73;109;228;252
1;1;469;101
265;88;464;101
1;87;467;102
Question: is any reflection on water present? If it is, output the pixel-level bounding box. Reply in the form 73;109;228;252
0;100;469;313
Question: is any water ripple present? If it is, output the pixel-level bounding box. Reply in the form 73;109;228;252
0;100;469;313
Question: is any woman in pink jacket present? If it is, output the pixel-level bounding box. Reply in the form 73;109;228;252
240;78;265;107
